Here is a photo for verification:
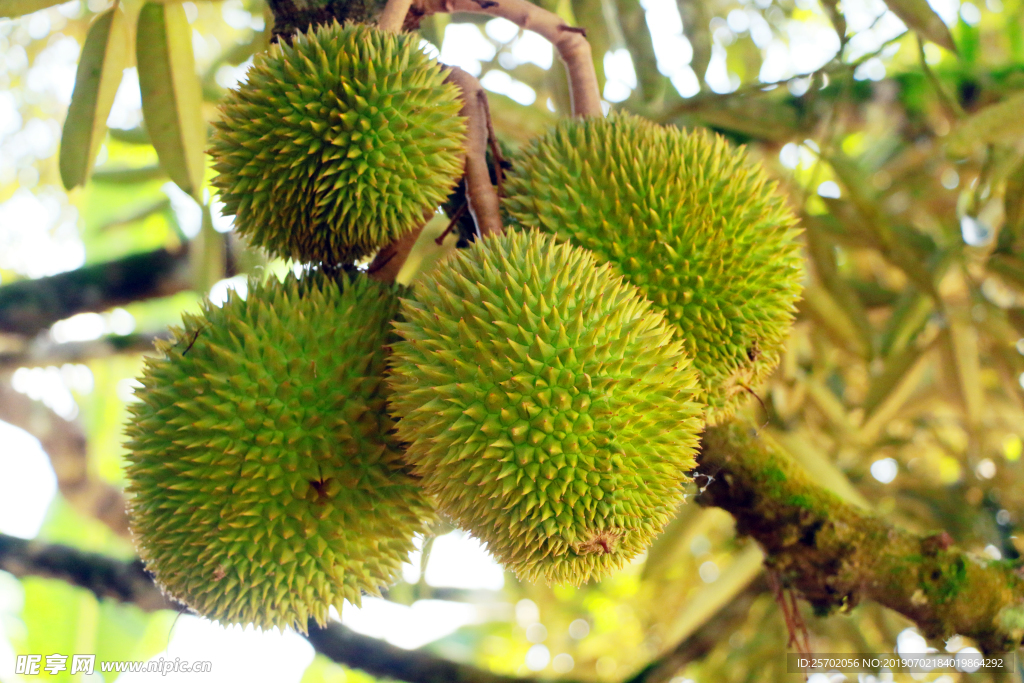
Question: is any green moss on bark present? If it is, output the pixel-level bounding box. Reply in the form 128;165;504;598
699;422;1024;652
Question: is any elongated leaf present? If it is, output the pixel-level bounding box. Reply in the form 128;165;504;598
885;0;956;53
863;341;929;418
802;285;871;359
136;2;205;199
1003;160;1024;251
804;377;858;436
806;227;874;358
946;313;982;425
860;340;934;442
0;0;65;17
91;164;166;184
989;253;1024;292
880;291;932;357
660;543;763;646
776;431;870;509
947;92;1024;157
59;8;130;190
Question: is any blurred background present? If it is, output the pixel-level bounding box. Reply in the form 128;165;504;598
1;0;1024;679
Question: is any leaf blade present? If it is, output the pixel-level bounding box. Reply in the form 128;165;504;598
0;0;66;18
59;7;130;190
136;1;205;199
884;0;957;53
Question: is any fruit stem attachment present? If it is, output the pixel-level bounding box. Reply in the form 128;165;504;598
368;211;434;282
447;66;504;238
413;0;602;117
378;0;413;32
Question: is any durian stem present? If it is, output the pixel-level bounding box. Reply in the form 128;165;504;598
368;211;434;282
698;421;1024;653
447;67;504;238
377;0;413;32
414;0;602;117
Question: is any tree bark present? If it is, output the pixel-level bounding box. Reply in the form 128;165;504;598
0;247;192;338
698;422;1024;653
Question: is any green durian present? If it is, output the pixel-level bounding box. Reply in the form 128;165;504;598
504;114;803;423
388;230;704;585
210;21;466;266
124;271;433;631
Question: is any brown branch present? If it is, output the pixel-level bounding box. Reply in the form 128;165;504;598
698;421;1024;653
0;374;131;540
0;332;169;369
0;247;192;338
0;533;562;683
0;533;179;612
414;0;602;117
446;67;504;238
367;211;435;283
378;0;413;31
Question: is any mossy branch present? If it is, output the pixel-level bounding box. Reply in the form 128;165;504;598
698;422;1024;653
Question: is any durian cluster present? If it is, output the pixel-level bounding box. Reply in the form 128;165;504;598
124;19;801;632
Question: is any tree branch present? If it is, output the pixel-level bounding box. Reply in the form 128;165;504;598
0;374;132;540
446;67;503;239
413;0;602;117
697;421;1024;653
0;332;168;369
306;621;547;683
0;534;179;611
0;533;555;683
0;247;192;338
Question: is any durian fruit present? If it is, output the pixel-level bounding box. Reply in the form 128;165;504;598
504;114;802;423
388;230;704;584
210;21;466;266
124;271;433;630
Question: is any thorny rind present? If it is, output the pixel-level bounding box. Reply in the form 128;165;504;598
697;422;1024;653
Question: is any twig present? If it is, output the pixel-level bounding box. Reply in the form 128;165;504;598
480;91;506;197
0;374;131;540
917;34;964;120
658;30;908;121
446;67;504;238
436;203;468;245
367;215;432;283
378;0;414;32
414;0;602;117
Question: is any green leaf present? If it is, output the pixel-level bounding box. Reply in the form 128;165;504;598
659;543;763;646
136;1;205;199
0;0;65;18
947;92;1024;157
1003;157;1024;251
59;7;131;190
884;0;956;52
91;164;167;184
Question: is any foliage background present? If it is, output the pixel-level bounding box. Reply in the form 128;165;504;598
0;0;1023;679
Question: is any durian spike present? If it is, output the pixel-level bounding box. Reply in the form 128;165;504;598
369;67;502;282
412;0;601;117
